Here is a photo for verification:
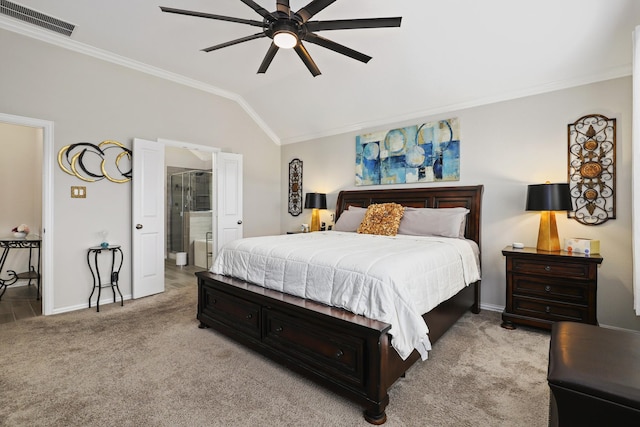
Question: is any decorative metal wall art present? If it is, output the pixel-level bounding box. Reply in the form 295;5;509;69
355;118;460;186
288;158;303;216
58;140;132;183
567;114;616;225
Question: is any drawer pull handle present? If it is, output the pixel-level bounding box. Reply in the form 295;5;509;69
544;265;551;272
211;298;217;304
246;313;253;319
544;285;551;292
545;306;551;313
275;326;283;332
335;350;344;359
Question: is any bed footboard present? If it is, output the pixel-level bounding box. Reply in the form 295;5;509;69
197;271;395;423
196;271;479;424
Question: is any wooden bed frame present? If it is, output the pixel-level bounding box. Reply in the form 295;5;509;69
195;185;483;424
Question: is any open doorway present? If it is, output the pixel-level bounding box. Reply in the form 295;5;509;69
165;146;213;271
0;122;42;322
163;144;214;291
132;138;241;299
0;118;49;322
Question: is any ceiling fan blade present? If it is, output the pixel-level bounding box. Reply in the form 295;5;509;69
202;33;266;52
257;43;280;74
160;7;264;27
296;0;337;23
239;0;277;20
294;43;321;76
306;17;402;32
303;33;371;63
276;0;291;17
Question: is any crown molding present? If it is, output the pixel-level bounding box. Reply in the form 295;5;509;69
279;64;632;145
0;16;281;145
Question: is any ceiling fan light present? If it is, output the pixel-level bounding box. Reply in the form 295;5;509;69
274;30;298;49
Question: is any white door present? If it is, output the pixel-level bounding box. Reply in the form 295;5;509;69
132;138;165;298
215;152;243;255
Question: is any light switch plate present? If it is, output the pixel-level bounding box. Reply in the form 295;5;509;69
71;186;86;198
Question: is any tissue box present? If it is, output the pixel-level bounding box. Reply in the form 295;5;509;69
563;238;600;254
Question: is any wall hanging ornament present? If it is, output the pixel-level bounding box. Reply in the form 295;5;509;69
567;114;616;225
288;158;303;216
58;140;132;183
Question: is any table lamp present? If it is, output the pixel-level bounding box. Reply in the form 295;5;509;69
304;192;327;232
526;182;572;252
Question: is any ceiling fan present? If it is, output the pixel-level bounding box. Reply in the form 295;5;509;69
160;0;402;77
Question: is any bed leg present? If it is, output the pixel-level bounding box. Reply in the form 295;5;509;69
363;409;387;425
364;396;389;425
472;280;481;314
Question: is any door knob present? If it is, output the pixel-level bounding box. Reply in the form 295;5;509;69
136;224;143;229
237;220;243;224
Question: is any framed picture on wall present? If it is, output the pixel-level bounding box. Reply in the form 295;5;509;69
355;118;460;186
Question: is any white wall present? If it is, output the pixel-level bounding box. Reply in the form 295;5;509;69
165;146;212;170
0;29;282;313
281;77;640;331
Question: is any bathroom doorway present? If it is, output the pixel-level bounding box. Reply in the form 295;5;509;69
165;146;213;270
168;168;213;269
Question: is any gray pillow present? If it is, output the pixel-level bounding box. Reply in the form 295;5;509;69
334;209;367;232
397;207;469;238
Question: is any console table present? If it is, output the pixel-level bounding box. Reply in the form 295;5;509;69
0;236;41;300
87;245;124;312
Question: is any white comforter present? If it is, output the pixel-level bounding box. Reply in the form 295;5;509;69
210;231;481;360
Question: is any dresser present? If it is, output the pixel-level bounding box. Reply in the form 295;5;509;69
501;246;603;330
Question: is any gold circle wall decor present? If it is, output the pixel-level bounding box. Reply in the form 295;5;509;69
58;140;132;183
567;114;616;225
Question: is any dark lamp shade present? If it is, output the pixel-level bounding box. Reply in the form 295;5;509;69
526;183;572;211
304;192;327;210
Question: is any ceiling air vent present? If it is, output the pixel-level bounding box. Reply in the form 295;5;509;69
0;0;74;36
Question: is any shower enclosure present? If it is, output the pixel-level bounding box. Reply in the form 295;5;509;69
168;169;213;266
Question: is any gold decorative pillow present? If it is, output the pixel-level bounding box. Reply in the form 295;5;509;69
357;203;405;236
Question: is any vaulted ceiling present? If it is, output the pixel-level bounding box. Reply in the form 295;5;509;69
2;0;639;145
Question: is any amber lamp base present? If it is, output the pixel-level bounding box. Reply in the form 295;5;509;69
536;210;561;252
310;208;320;232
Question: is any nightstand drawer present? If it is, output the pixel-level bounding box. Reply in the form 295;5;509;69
511;258;590;279
512;296;591;324
512;275;591;304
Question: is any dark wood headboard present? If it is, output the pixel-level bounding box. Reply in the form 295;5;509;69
335;185;484;246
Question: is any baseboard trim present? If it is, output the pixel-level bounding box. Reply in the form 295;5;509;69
51;294;132;315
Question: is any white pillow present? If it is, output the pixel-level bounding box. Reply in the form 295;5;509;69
334;209;367;232
397;207;469;238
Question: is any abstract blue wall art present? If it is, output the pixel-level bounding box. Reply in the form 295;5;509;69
355;118;460;186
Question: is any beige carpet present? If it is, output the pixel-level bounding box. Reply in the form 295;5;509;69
0;282;550;426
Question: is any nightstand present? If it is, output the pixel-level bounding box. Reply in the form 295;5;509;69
501;246;603;330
